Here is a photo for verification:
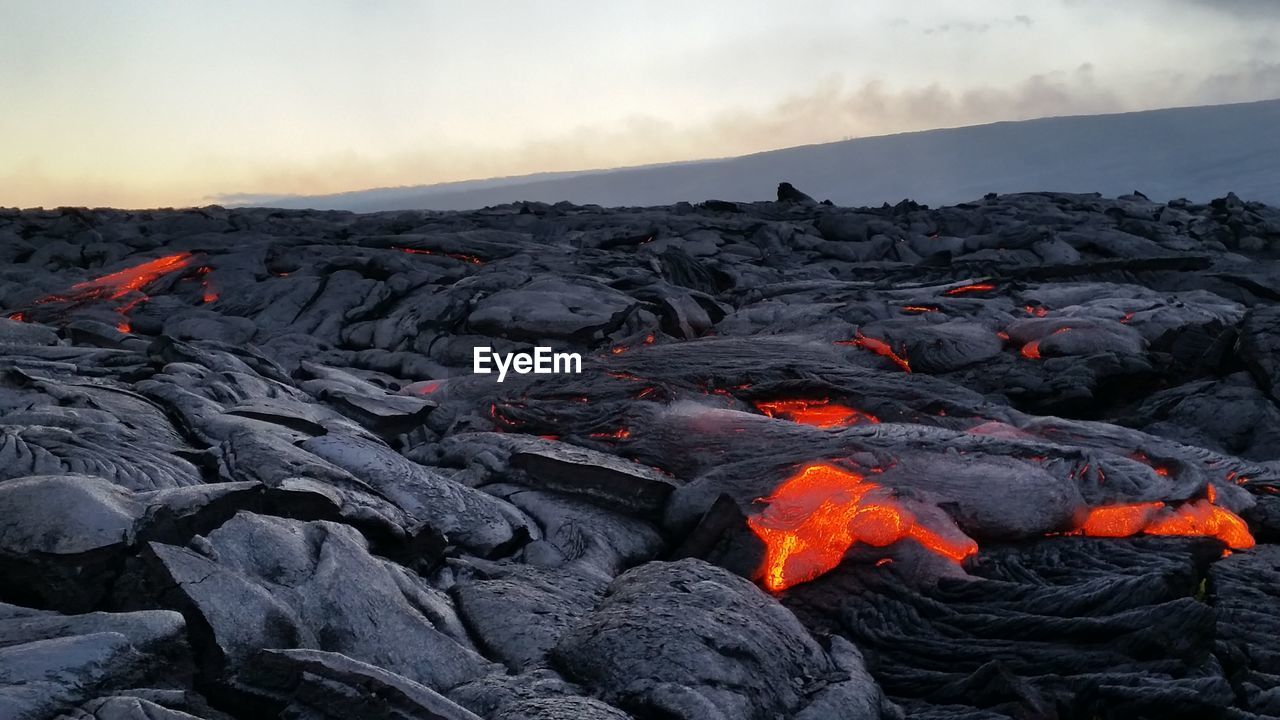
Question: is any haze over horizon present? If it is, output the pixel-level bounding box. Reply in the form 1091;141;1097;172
3;0;1279;209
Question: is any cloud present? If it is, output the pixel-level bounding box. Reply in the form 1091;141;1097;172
924;22;992;35
1194;62;1280;104
212;67;1139;204
922;15;1034;35
218;50;1280;208
1181;0;1280;17
1062;0;1280;17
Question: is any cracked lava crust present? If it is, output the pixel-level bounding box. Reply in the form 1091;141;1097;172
1;186;1280;720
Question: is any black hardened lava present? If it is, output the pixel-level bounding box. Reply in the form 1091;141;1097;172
1;188;1279;719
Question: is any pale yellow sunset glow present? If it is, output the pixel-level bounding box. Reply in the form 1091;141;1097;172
1;0;1277;208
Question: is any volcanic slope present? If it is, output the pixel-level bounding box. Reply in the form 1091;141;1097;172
1;188;1279;720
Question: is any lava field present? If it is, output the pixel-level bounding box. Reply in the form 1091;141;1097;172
1;187;1279;720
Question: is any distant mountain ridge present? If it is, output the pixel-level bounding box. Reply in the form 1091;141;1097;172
242;99;1280;212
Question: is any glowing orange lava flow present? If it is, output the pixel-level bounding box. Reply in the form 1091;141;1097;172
1020;340;1041;359
394;246;484;264
944;282;996;296
1071;496;1254;550
197;266;218;303
9;253;201;328
747;463;978;591
754;399;880;428
59;253;197;303
837;332;911;373
589;427;631;440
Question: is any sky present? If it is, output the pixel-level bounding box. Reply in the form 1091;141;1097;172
1;0;1278;209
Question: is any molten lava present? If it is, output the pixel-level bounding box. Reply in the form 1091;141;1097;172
489;403;524;429
1020;328;1072;360
8;253;203;331
944;282;996;296
837;332;911;373
1071;494;1254;550
1074;502;1166;537
414;380;443;395
1129;451;1171;477
902;305;939;314
589;427;632;440
747;463;978;592
754;399;880;428
58;253;197;303
198;266;219;303
394;246;484;264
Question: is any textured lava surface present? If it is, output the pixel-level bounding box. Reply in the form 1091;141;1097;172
1;188;1279;719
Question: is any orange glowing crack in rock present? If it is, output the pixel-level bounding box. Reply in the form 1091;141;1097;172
1129;451;1171;476
836;332;912;373
57;253;197;303
747;463;978;591
10;253;200;331
943;282;997;296
754;399;880;428
394;246;484;264
589;427;631;440
197;266;219;303
1020;328;1071;360
413;380;443;395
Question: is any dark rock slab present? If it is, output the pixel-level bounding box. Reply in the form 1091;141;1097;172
0;475;261;612
133;513;496;691
1239;305;1280;403
467;277;635;342
230;648;482;720
492;697;632;720
1211;546;1280;717
0;425;202;491
509;442;681;515
299;433;533;555
56;696;209;720
490;485;665;580
786;536;1232;719
0;603;191;720
553;558;888;720
446;669;595;719
452;563;607;671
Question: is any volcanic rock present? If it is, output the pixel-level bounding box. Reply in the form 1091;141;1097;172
0;603;193;719
229;648;482;720
2;192;1280;719
553;559;890;719
129;513;496;691
451;563;607;671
